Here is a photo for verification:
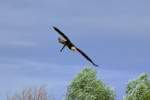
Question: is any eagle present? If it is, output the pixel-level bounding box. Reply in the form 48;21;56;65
53;26;98;67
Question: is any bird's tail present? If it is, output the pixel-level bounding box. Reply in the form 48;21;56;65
60;44;66;52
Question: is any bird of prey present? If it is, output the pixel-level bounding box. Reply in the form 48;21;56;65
53;26;98;67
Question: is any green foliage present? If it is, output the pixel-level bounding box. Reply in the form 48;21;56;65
66;68;115;100
124;73;150;100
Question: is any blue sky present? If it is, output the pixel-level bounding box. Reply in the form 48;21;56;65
0;0;150;99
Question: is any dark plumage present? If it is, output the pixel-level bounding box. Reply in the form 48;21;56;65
53;26;98;67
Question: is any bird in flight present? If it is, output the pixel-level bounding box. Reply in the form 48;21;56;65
53;26;98;67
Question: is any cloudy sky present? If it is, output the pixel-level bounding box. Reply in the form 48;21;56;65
0;0;150;99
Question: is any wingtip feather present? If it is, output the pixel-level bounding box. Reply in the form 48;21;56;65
93;64;99;67
53;26;57;29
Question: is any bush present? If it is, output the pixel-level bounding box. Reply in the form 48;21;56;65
66;68;115;100
124;73;150;100
7;87;51;100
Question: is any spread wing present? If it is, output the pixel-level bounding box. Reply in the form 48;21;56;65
53;26;71;42
76;47;98;67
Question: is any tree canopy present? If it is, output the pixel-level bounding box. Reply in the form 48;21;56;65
66;68;115;100
124;73;150;100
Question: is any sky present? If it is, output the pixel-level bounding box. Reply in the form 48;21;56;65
0;0;150;99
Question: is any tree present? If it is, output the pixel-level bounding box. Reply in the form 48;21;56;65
66;68;115;100
124;73;150;100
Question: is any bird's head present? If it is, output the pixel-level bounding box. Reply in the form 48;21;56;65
58;37;67;44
